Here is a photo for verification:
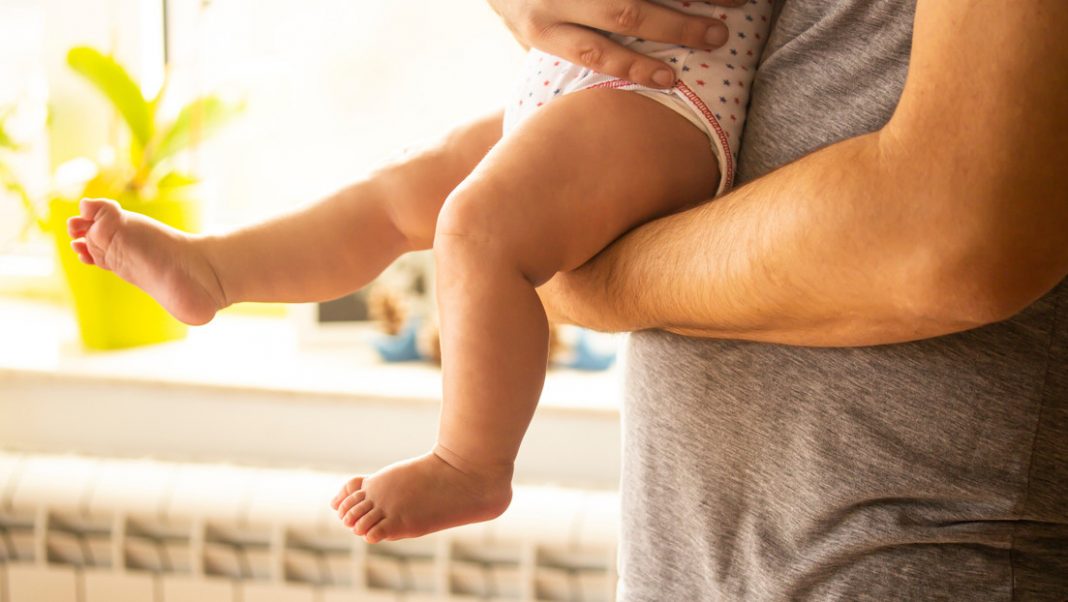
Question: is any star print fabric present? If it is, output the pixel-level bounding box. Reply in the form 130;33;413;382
503;0;773;195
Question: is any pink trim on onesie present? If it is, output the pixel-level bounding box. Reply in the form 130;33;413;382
503;0;773;196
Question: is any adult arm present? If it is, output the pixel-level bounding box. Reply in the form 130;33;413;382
487;0;746;89
538;0;1068;346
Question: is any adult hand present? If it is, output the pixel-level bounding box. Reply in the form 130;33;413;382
488;0;747;89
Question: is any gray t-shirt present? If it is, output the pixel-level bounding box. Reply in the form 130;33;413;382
619;1;1068;600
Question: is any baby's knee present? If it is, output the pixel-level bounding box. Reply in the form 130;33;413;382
434;178;503;250
433;180;551;284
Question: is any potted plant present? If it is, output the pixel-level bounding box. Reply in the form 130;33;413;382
45;46;239;349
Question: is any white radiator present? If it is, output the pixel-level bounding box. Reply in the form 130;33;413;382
0;452;618;601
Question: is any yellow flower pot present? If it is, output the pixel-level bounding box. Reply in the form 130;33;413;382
48;196;200;350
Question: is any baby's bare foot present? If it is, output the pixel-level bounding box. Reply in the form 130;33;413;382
68;198;226;325
330;450;512;543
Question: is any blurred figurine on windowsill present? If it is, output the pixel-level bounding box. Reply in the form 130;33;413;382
368;283;615;371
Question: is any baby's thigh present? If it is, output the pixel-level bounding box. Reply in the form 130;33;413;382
436;88;719;282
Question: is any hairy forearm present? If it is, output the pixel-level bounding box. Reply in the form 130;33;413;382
542;0;1068;347
543;127;1063;346
541;131;930;346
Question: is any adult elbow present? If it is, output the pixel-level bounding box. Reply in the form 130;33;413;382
878;125;1068;331
912;276;1052;332
902;237;1066;332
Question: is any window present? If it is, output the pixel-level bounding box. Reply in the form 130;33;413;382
163;0;524;226
1;0;166;290
0;0;523;284
0;1;623;500
0;4;49;263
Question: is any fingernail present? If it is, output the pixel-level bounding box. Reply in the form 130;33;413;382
705;25;728;47
653;69;675;87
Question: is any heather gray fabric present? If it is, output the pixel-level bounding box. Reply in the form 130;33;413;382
618;1;1068;600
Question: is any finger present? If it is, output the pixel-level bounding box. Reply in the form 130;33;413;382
584;0;732;50
84;237;110;270
71;240;95;265
79;198;122;224
68;216;93;239
544;23;679;88
331;477;363;509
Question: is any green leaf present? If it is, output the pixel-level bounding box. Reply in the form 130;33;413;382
148;69;170;119
67;46;152;151
149;95;242;168
0;160;46;232
0;160;20;194
0;128;16;151
0;106;18;150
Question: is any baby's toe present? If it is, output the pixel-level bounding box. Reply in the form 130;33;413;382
331;476;364;509
365;520;393;544
339;491;367;524
353;507;384;536
336;488;364;514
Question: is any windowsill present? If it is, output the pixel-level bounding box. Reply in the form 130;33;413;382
0;295;623;489
0;253;64;301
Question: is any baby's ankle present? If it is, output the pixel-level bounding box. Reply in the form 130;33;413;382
189;234;231;311
432;443;514;482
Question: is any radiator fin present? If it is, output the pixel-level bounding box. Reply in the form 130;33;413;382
0;452;617;601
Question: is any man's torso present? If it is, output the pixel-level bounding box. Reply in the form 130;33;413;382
619;1;1068;599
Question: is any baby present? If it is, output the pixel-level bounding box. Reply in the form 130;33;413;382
67;1;770;543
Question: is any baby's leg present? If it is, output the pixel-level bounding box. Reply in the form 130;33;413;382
333;88;718;542
67;114;501;324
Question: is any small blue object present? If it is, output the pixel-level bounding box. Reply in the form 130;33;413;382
371;320;421;362
566;329;617;371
